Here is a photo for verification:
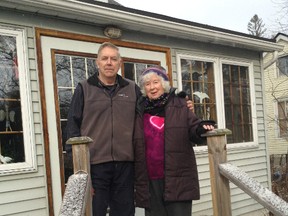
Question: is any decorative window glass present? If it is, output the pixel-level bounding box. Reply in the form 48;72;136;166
277;56;288;77
180;58;216;120
277;100;288;138
177;54;257;147
222;64;253;143
0;27;36;174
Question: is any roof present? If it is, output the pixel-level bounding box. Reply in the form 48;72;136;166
275;32;288;42
0;0;284;52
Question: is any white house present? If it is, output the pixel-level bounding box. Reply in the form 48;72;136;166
0;0;283;215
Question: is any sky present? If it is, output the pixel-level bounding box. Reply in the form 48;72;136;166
116;0;282;36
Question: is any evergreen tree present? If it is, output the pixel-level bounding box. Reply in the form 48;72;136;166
247;14;267;37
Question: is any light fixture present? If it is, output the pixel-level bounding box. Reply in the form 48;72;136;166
103;26;122;39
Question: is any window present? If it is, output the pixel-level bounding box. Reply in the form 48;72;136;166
277;56;288;77
222;64;253;143
0;27;36;174
180;58;216;120
277;100;288;138
177;54;257;147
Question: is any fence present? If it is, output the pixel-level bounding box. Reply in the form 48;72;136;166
59;129;288;216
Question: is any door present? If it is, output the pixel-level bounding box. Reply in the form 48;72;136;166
39;32;170;215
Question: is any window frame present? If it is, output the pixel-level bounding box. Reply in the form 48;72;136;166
176;53;259;153
275;98;288;138
0;26;36;175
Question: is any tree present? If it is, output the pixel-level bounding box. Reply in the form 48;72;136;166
274;0;288;34
247;14;267;37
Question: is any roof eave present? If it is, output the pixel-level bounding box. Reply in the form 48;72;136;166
0;0;284;52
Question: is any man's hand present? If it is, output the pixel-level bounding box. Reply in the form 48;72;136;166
186;96;194;112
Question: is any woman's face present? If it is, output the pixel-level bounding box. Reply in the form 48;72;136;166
144;73;165;100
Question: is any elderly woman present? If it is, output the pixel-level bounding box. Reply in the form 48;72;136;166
134;66;215;216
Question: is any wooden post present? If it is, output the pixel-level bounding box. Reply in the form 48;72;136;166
202;129;232;216
66;136;93;216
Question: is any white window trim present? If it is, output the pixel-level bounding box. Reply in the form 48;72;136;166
0;26;37;175
176;53;259;154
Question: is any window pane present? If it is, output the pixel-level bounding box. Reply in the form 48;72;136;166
180;58;217;121
123;61;157;85
58;89;72;120
278;56;288;76
56;55;72;87
123;63;135;81
278;101;288;138
222;64;253;143
87;58;97;77
0;35;24;164
72;57;86;86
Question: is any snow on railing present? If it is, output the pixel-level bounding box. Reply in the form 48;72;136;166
203;129;288;216
219;163;288;216
59;171;89;216
59;136;93;216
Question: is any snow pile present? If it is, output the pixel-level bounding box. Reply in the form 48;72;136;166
59;171;89;216
219;163;288;216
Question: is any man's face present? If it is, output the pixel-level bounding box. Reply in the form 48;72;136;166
96;46;121;81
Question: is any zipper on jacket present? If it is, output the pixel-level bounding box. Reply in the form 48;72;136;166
110;96;114;161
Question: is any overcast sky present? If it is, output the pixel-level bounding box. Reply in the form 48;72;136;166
116;0;281;36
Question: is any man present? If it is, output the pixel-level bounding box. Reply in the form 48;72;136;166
66;42;140;216
66;42;195;216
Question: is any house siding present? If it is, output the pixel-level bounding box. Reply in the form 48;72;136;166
0;5;273;216
0;12;49;215
264;38;288;155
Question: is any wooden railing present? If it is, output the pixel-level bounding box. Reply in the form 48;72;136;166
203;129;288;216
59;129;288;216
59;136;93;216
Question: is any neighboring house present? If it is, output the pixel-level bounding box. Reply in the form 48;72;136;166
0;0;283;215
264;33;288;156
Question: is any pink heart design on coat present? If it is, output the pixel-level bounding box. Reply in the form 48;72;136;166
149;116;164;129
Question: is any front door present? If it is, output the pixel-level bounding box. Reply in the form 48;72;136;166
37;29;170;216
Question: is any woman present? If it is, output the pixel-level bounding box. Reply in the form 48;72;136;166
134;66;215;216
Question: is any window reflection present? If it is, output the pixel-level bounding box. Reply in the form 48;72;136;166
180;58;216;121
0;35;24;164
222;64;253;143
123;61;155;85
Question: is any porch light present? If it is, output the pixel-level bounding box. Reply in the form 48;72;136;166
103;26;122;39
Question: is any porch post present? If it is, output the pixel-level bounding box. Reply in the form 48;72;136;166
66;136;93;216
202;129;232;216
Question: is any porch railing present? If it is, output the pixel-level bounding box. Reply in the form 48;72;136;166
59;129;288;216
202;129;288;216
59;136;93;216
